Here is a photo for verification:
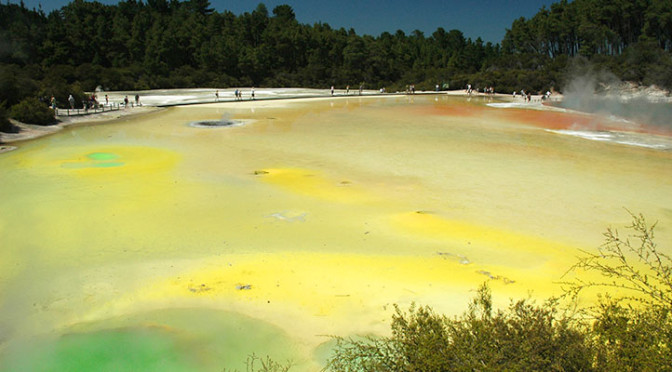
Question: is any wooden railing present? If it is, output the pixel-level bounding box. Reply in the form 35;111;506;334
55;104;126;117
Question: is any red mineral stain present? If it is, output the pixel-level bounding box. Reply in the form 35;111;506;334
493;105;672;136
495;108;610;131
409;101;482;117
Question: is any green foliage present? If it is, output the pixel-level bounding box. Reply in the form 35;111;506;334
0;64;40;106
562;211;672;309
9;97;55;125
2;0;669;96
222;353;293;372
590;300;672;371
500;0;672;90
326;214;672;371
325;283;591;371
0;101;17;133
562;212;672;371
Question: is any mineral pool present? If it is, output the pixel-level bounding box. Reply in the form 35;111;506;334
1;94;670;371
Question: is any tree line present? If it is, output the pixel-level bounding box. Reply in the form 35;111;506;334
1;0;671;128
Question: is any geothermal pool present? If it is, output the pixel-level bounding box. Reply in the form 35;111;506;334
1;94;671;370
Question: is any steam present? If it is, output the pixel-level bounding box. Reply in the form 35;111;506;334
561;64;672;131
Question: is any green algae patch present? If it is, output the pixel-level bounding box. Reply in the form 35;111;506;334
0;328;199;372
53;146;181;175
87;152;120;161
83;151;124;168
1;308;307;372
61;151;125;169
92;161;125;168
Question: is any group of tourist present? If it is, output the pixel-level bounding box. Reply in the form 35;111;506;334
513;89;553;102
54;93;140;111
515;89;533;102
345;84;364;95
121;94;141;108
329;84;367;96
63;93;99;110
462;84;556;102
222;88;255;101
216;85;377;101
466;84;496;95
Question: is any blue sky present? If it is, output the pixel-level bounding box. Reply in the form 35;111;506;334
16;0;558;43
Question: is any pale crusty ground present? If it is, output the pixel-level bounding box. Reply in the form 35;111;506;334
0;106;162;147
1;89;561;148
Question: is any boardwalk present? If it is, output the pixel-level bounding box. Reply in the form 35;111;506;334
55;104;123;117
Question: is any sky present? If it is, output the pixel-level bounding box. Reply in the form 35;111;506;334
15;0;559;43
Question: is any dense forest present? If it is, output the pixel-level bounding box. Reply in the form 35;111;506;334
1;0;672;127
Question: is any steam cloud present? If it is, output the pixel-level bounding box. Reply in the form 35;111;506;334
561;65;672;131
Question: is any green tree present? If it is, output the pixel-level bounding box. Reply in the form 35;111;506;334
342;35;367;83
3;0;672;92
0;1;46;64
0;101;17;133
10;97;55;125
0;64;39;106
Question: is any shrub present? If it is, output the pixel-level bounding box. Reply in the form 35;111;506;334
0;64;40;107
590;300;672;371
562;211;671;309
223;354;292;372
10;97;55;125
0;102;18;133
325;283;592;371
563;211;672;371
325;213;671;371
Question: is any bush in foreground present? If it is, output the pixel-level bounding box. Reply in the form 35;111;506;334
325;284;591;371
223;354;292;372
324;213;672;371
0;102;18;133
563;212;672;371
9;97;55;125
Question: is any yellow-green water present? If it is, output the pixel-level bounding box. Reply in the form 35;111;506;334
1;95;671;370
